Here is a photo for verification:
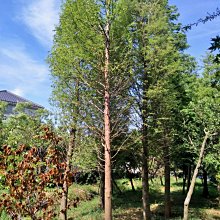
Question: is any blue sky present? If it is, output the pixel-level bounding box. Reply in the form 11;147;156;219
0;0;219;109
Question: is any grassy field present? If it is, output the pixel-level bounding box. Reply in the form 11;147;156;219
1;177;219;219
67;177;220;220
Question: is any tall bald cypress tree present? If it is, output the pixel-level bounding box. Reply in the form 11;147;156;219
48;0;133;219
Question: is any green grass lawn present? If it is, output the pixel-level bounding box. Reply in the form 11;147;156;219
66;177;220;220
1;177;219;219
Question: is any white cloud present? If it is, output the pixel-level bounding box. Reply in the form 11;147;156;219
11;88;25;97
0;43;51;107
20;0;61;47
0;45;48;83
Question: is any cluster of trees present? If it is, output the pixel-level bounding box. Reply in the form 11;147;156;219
47;0;219;219
0;0;219;220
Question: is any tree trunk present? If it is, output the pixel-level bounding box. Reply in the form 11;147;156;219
112;177;122;194
104;10;112;220
182;167;187;195
129;176;135;192
217;184;220;205
183;131;209;220
126;168;135;192
142;124;151;220
60;128;76;220
150;177;154;184
164;139;171;218
99;144;105;209
160;176;164;186
100;170;105;209
186;165;191;192
202;168;209;198
141;36;151;220
174;169;178;182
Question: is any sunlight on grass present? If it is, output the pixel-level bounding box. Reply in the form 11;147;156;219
0;178;219;219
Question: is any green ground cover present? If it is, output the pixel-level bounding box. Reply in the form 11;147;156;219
1;177;219;219
66;177;220;220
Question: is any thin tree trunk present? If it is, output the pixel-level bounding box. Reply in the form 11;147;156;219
142;124;151;220
174;169;178;182
112;177;122;194
164;139;171;218
100;170;105;208
104;8;112;219
183;131;209;220
60;128;76;220
182;167;187;194
129;176;135;192
150;177;154;184
217;184;220;205
141;36;151;220
126;168;135;192
202;168;209;198
186;165;191;192
99;144;105;209
160;176;164;186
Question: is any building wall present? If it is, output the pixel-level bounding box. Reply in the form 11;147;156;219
4;103;36;118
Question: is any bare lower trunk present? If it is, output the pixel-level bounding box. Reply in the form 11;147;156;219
186;165;191;192
164;137;171;218
112;177;122;194
99;144;105;209
60;128;76;220
142;125;151;220
129;176;135;192
182;167;187;194
183;131;209;220
126;168;135;192
104;134;112;220
218;184;220;205
100;170;105;209
160;176;164;186
202;168;209;198
150;177;154;184
104;11;112;220
174;170;178;182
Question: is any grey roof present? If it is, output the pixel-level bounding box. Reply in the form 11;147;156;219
0;90;43;109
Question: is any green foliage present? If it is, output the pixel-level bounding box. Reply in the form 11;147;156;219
209;35;220;63
0;102;52;148
113;130;142;178
48;0;136;181
177;53;220;181
44;1;220;218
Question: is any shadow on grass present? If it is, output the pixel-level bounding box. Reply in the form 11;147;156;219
67;178;219;220
113;187;166;219
113;178;220;220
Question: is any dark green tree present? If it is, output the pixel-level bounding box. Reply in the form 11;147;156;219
130;0;190;218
